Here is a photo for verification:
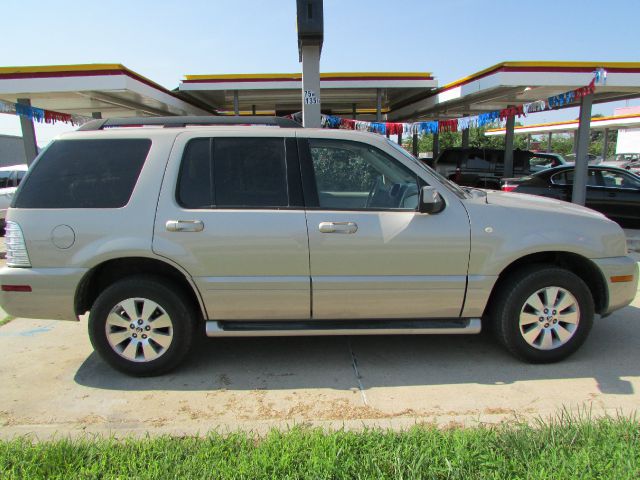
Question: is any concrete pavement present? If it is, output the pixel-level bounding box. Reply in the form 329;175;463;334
0;289;638;439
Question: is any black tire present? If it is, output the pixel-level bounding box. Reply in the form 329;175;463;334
491;265;594;363
88;275;196;376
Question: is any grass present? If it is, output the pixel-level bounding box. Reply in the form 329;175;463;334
0;414;638;479
0;315;15;327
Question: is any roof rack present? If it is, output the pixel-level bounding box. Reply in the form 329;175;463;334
77;115;302;131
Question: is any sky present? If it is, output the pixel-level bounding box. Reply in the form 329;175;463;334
1;0;639;146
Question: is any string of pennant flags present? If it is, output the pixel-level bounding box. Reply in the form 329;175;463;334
0;99;92;126
297;69;606;137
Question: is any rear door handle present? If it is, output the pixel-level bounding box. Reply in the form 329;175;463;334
166;220;204;232
318;221;358;234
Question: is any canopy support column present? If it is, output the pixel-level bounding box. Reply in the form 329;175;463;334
504;113;516;178
571;91;594;206
461;116;469;148
352;103;357;120
17;98;38;166
526;134;531;150
300;44;321;127
602;128;609;161
433;132;440;159
547;132;552;152
233;90;239;115
412;132;419;157
376;88;382;122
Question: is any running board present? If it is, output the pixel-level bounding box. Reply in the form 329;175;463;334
205;318;481;337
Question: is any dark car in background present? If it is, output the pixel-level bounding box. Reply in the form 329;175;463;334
433;148;566;190
501;165;640;228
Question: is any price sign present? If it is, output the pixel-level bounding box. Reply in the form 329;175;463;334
304;90;319;105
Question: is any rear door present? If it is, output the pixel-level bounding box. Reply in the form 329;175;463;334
153;131;311;321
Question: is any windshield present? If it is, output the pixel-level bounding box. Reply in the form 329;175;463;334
385;138;468;198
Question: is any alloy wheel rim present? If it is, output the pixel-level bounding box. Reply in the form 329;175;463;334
519;286;580;350
105;297;173;362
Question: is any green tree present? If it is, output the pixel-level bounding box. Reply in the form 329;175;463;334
401;118;617;160
402;122;528;155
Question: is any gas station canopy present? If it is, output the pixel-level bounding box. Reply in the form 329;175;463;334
177;72;436;116
0;64;210;118
388;61;640;122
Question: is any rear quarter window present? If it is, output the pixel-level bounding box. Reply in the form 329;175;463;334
13;139;151;208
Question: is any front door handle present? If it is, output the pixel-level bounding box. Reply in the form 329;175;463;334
318;221;358;234
166;220;204;232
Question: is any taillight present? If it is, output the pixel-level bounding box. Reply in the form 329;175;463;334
501;185;517;192
5;221;31;268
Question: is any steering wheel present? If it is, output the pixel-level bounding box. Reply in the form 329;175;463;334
365;175;384;208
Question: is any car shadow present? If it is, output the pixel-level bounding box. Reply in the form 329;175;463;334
74;306;640;395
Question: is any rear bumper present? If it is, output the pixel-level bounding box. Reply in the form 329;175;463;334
0;266;87;321
592;256;638;315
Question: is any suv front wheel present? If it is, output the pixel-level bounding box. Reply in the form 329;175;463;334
88;275;196;376
492;266;594;363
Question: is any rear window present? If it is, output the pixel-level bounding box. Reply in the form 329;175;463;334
14;139;151;208
436;151;461;166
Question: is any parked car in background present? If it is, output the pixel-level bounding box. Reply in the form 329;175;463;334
613;153;640;163
564;153;602;164
599;153;640;172
433;148;566;190
501;165;640;228
0;164;28;233
624;159;640;175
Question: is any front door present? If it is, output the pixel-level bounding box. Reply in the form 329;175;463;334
153;133;310;321
299;136;471;320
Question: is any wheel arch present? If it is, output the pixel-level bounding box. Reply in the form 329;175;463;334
74;256;207;321
484;251;608;317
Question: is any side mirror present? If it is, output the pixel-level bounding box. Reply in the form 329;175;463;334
419;186;445;214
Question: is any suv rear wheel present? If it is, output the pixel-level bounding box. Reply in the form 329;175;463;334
492;266;594;363
88;275;196;376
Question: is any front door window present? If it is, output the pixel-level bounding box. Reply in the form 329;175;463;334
308;139;419;210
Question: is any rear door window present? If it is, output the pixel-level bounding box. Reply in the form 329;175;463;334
177;137;289;208
14;139;151;208
551;169;600;186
